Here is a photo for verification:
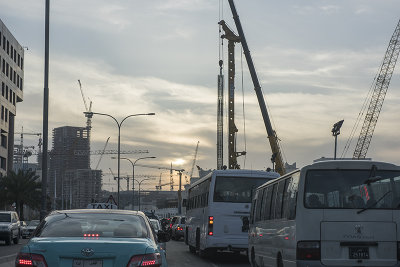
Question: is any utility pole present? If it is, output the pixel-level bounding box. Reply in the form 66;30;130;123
41;0;50;221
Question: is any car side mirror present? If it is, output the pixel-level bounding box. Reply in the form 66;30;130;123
157;230;171;243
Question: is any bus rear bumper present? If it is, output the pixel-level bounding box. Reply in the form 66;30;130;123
206;236;248;252
296;261;400;267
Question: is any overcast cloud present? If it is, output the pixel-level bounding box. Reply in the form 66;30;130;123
1;0;399;191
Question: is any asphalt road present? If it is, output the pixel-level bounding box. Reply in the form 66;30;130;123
0;237;250;267
0;238;29;267
167;239;251;267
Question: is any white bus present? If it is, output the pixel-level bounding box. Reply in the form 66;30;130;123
185;169;279;257
248;160;400;267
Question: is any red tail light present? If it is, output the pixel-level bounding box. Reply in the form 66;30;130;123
126;253;162;267
177;227;182;231
15;253;48;267
208;216;214;236
297;241;320;260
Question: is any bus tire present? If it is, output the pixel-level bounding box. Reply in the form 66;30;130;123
189;245;196;253
250;248;259;267
277;253;283;267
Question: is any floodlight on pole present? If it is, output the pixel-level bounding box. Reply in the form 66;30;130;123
332;120;344;160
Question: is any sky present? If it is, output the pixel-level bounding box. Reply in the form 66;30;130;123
1;0;399;191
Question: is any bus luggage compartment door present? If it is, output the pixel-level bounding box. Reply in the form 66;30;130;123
320;221;397;266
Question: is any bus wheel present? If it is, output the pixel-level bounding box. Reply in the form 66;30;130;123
277;253;283;267
189;245;196;253
250;248;259;267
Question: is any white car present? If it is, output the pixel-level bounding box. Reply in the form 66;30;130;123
0;211;20;245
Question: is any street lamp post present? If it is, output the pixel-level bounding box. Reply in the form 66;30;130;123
114;156;156;210
84;111;155;208
133;178;151;211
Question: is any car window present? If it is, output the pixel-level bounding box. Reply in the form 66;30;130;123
28;220;40;227
0;213;11;222
36;213;148;238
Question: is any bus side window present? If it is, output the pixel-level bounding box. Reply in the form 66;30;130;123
263;186;274;221
285;173;299;220
250;198;257;224
281;177;291;219
255;189;264;222
273;180;286;219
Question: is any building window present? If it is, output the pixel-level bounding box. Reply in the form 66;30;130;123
1;82;4;96
2;36;5;50
0;156;6;170
1;106;3;120
5;85;8;100
2;59;4;73
10;45;13;59
13;92;15;105
6;40;9;54
17;54;20;67
5;108;8;122
1;134;6;148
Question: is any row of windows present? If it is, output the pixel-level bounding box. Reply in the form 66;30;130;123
1;56;23;90
2;82;16;106
0;30;24;70
1;105;9;122
251;172;300;223
187;178;211;210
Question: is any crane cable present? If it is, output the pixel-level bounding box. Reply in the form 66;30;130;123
240;46;247;168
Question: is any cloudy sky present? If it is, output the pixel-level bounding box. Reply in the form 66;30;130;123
1;0;399;191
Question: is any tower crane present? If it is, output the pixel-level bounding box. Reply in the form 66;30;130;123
226;0;286;175
353;19;400;159
14;127;42;165
78;79;93;133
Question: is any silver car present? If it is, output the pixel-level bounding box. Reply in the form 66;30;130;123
0;211;20;245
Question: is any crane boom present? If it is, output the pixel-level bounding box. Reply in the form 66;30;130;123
227;0;286;175
189;141;200;179
353;19;400;159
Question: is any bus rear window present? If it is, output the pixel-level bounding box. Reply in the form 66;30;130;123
304;169;400;209
214;176;268;203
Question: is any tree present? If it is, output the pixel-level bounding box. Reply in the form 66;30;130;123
0;169;42;220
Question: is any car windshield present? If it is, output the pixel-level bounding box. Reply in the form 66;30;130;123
28;220;40;227
305;169;400;209
36;213;148;238
0;213;11;222
214;176;269;203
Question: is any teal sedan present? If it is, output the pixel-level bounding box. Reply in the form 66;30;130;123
15;209;169;267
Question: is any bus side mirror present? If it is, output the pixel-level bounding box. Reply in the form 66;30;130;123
182;199;187;207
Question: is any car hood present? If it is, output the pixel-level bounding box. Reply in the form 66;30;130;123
21;237;158;266
0;222;11;226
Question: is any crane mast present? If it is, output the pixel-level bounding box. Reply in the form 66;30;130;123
353;19;400;159
219;20;246;169
227;0;286;175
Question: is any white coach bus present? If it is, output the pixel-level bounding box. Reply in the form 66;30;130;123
185;169;279;257
248;160;400;267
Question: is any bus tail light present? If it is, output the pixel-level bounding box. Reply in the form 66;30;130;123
16;253;48;267
297;241;320;260
127;253;162;267
208;216;214;236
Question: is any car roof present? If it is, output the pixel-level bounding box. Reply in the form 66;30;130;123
49;209;146;217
